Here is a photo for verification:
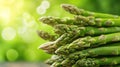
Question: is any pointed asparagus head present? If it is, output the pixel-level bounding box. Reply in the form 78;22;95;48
38;41;55;50
61;4;84;15
39;16;58;26
38;41;57;53
37;30;56;41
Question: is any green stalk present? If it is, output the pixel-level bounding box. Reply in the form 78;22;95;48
75;15;120;27
39;16;81;26
40;16;120;27
56;32;120;55
55;24;120;36
39;33;78;54
73;56;120;67
61;44;120;66
61;4;119;18
37;30;58;41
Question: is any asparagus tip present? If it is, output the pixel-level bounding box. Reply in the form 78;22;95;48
61;4;82;15
61;4;74;12
38;42;55;50
39;16;54;25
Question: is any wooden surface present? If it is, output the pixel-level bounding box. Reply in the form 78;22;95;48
0;62;49;67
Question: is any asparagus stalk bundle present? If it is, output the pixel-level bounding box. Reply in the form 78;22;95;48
60;43;120;66
39;33;78;54
56;32;120;55
73;56;120;67
38;4;120;67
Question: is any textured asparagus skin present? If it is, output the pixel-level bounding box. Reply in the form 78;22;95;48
40;16;120;27
55;24;120;36
39;33;69;53
56;32;120;55
61;45;120;66
75;15;120;27
61;4;119;18
37;30;58;41
39;33;78;54
45;55;60;65
40;16;78;26
73;56;120;67
50;55;67;67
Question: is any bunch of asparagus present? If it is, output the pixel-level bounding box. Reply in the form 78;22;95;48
38;4;120;67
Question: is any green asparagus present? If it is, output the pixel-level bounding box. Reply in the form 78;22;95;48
40;16;120;27
39;16;83;26
75;15;120;27
61;4;119;18
56;32;120;55
38;4;120;67
37;30;58;41
61;44;120;66
55;24;120;36
39;33;78;53
73;56;120;67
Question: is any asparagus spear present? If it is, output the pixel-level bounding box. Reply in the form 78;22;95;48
61;4;119;18
56;32;120;55
39;33;78;54
39;16;83;26
37;30;58;41
40;16;120;27
75;15;120;27
72;56;120;67
55;24;120;36
61;44;120;66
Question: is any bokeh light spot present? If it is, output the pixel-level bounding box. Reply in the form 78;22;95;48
0;8;11;23
6;49;19;61
36;6;46;15
1;27;16;41
36;0;50;15
41;0;50;9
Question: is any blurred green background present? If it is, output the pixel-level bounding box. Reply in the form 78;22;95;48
0;0;120;63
